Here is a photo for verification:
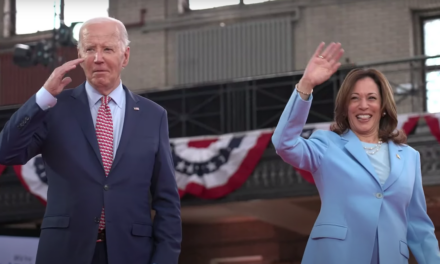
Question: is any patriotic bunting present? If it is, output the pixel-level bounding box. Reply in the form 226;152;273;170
13;155;48;205
171;129;273;199
397;113;421;134
1;113;439;202
424;113;440;143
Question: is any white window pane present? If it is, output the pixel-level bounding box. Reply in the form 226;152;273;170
15;0;108;35
16;0;60;34
426;71;440;113
244;0;273;4
423;19;440;66
63;0;108;26
189;0;239;10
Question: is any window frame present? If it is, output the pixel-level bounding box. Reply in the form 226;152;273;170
420;15;440;113
187;0;274;11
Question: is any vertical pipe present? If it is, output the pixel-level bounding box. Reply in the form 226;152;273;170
182;89;186;136
60;0;64;24
220;85;225;133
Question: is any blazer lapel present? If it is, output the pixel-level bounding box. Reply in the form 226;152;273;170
70;84;103;168
111;87;140;171
383;142;404;190
341;130;381;186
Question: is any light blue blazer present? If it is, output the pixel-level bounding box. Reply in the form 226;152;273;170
272;90;440;264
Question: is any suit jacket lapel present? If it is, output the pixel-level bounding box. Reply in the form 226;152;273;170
111;86;140;171
383;142;404;190
342;130;381;186
70;84;103;168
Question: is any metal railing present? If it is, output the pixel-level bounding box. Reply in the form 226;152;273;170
0;54;437;139
143;55;440;138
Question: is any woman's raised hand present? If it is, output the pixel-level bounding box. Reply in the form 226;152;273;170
299;42;344;92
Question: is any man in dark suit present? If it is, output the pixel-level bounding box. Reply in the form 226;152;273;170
0;17;181;264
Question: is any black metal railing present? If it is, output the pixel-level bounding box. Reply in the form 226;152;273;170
142;55;440;138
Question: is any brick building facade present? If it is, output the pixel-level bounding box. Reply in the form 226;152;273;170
1;0;440;93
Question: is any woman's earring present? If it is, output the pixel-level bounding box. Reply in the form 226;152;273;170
382;112;386;117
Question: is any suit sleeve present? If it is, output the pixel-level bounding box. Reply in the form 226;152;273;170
272;89;329;173
150;110;182;264
0;92;51;165
407;151;440;263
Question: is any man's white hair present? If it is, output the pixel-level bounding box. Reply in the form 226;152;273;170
77;17;130;50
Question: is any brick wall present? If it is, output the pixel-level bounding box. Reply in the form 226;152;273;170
294;0;411;67
0;47;85;105
109;0;165;23
2;0;440;94
107;0;167;93
121;30;166;93
292;0;438;67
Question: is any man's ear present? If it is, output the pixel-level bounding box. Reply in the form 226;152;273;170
122;46;130;68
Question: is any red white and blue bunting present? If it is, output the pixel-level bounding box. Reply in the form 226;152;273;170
425;113;440;143
13;155;48;204
1;113;439;202
171;129;273;199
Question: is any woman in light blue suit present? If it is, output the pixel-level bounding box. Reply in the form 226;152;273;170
272;42;440;264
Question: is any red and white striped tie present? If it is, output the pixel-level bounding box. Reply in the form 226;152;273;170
96;95;113;230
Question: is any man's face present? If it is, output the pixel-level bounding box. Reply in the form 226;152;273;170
78;22;130;92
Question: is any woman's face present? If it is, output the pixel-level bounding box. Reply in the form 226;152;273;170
347;77;382;140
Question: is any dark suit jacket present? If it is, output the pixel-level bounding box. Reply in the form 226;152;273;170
0;83;182;264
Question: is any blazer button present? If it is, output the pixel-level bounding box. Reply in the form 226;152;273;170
94;217;100;223
375;193;383;199
104;185;109;191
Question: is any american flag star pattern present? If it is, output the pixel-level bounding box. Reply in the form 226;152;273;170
96;95;113;230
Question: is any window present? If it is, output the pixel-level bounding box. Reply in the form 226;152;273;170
16;0;60;34
189;0;275;10
15;0;108;35
423;18;440;113
244;0;275;4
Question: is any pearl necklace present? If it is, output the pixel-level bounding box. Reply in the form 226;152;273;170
363;140;383;155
